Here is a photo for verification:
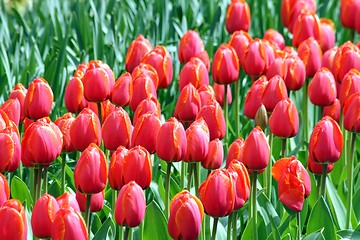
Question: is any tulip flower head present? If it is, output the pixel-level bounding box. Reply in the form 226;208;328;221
184;118;210;163
76;190;104;212
307;155;334;175
178;30;205;64
308;68;337;106
179;57;209;91
332;41;360;83
226;137;245;168
0;173;10;207
0;199;28;240
298;37;323;78
263;28;285;50
323;98;341;123
343;92;360;132
174;83;202;122
339;69;360;106
262;75;288;113
319;18;335;52
108;146;128;190
212;44;239;84
133;94;161;124
110;72;132;107
55;113;76;153
125;34;152;73
225;0;251;33
228;30;253;67
9;83;27;122
244;75;269;119
202;138;223;170
1;98;21;125
56;192;81;212
292;10;321;48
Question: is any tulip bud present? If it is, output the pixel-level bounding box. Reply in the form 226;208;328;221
225;0;251;33
322;47;338;70
213;83;232;107
1;98;21;125
319;18;335;52
56;192;80;212
76;190;104;212
198;85;216;106
339;69;360;106
264;28;285;50
179;57;209;91
74;143;108;194
55;113;76;153
262;75;288;113
110;72;132;107
199;169;235;217
298;37;323;78
309;116;343;163
202;138;223;170
212;44;239;84
292;10;321;48
133;95;161;125
0;199;28;240
168;190;204;240
132;63;159;89
343;92;360;132
31;194;59;238
64;77;88;114
129;75;157;111
228;30;253;67
227;160;250;210
308;155;334;175
24;77;53;120
281;0;316;32
309;68;337;106
178;30;205;64
255;104;268;130
125;34;152;73
340;0;360;29
226;137;245;168
174;83;201;122
184;118;210;163
0;125;21;172
52;207;88;240
323;99;341;123
332;41;360;83
108;146;128;190
244;76;268;119
9;83;27;122
0;173;10;207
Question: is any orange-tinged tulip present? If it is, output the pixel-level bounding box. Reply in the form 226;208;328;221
64;77;88;114
292;10;320;48
308;68;337;106
228;30;253;67
125;34;152;73
244;75;268;119
0;173;10;207
198;85;215;106
115;181;146;227
343;92;360;132
226;137;245;168
322;47;337;70
227;160;250;210
332;41;360;83
76;190;104;212
0;125;21;172
24;77;53;120
1;98;20;125
133;95;161;125
298;37;323;77
225;0;251;33
212;44;239;84
179;57;209;91
122;146;152;189
168;190;204;240
102;107;132;151
213;83;232;107
269;98;299;138
74;143;108;194
339;69;360;106
202;138;223;169
129;74;157;111
31;194;59;238
56;192;80;212
242;126;270;172
132;63;159;89
264;28;285;50
174;83;202;122
110;72;132;107
199;169;235;217
340;0;360;29
319;18;335;52
323;98;341;123
142;45;173;89
108;146;128;190
0;199;27;240
52;206;88;240
70;108;101;152
9;83;27;122
156;117;187;162
178;30;205;64
55;113;76;153
73;62;89;80
307;155;334;175
281;0;316;32
184;118;210;163
309;116;343;163
262;75;288;112
196;50;211;71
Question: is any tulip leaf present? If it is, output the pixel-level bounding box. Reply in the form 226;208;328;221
306;197;337;240
93;216;115;240
10;176;33;208
337;230;360;239
258;193;281;239
325;177;346;229
143;201;170;240
303;229;325;240
48;179;62;198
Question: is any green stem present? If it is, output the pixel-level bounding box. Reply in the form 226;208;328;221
61;153;66;193
346;132;356;229
139;221;143;240
181;161;186;189
36;166;42;200
165;162;171;218
235;79;240;137
43;167;48;194
224;84;229;149
296;211;301;240
205;214;211;239
187;163;193;191
303;79;309;161
316;175;321;199
117;226;123;240
281;138;287;158
194;163;200;196
97;102;102;125
32;167;36;201
265;131;273;199
319;164;328;199
251;173;258;240
123;227;130;240
227;212;233;240
211;217;219;240
232;210;237;240
112;189;117;220
85;194;92;235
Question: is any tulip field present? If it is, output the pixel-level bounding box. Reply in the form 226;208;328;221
2;0;360;239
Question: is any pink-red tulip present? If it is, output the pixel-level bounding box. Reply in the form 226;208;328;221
64;77;88;113
213;83;232;107
332;41;360;83
1;98;20;125
179;57;209;91
108;146;128;190
323;98;341;123
0;173;10;207
132;63;159;89
340;0;360;29
9;83;27;122
298;37;323;78
110;72;132;107
196;50;210;71
76;190;104;212
228;30;253;67
0;125;21;172
125;34;152;73
244;76;268;119
225;0;251;33
174;83;201;122
308;68;337;106
226;137;245;168
262;75;288;112
184;118;210;163
292;10;320;48
307;155;334;175
322;47;338;71
264;28;285;50
178;30;205;64
339;69;360;106
343;92;360;132
198;85;215;106
129;74;157;111
319;18;335;52
55;113;76;153
227;160;250;210
281;0;316;32
202;138;223;169
133;95;161;124
212;44;239;84
0;199;28;240
56;192;80;212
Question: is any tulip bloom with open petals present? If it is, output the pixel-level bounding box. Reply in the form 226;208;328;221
0;173;10;207
228;30;253;67
272;156;311;212
343;92;360;132
212;44;239;84
179;57;209;91
0;199;28;240
184;118;210;163
115;181;146;227
225;0;251;33
174;83;202;122
308;68;337;106
125;34;152;73
298;37;323;78
178;30;205;64
309;116;343;164
227;160;250;210
110;72;132;107
244;76;268;119
168;190;204;240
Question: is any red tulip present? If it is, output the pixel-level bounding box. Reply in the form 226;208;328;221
132;63;159;89
225;0;251;33
298;37;323;77
31;194;59;238
110;72;132;107
309;116;343;163
122;146;152;189
244;75;268;119
343;92;360;132
292;10;320;48
102;107;132;151
198;85;215;106
184;118;210;163
115;181;146;227
174;83;202;122
0;125;21;172
228;30;253;67
212;44;239;84
308;68;337;106
213;83;232;107
156;117;187;162
262;75;288;112
55;113;76;153
202;138;223;170
0;199;27;240
70;108;101;152
340;0;360;29
9;83;27;122
133;95;161;125
1;98;20;125
195;50;211;71
52;206;88;240
281;0;316;32
264;28;285;50
199;169;235;217
179;57;209;91
332;41;360;83
129;74;157;111
142;45;173;89
64;77;88;114
272;156;311;212
0;173;10;207
73;62;89;80
56;192;80;212
323;98;341;123
307;155;334;175
168;190;204;240
74;143;108;194
226;137;245;168
76;190;104;212
178;30;205;64
339;69;360;106
125;34;152;73
24;77;53;120
108;146;128;190
319;18;335;52
227;160;250;210
322;47;338;70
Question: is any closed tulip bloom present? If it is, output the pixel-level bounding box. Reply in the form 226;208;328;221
309;116;343;163
156;117;187;162
168;190;204;240
202;138;223;169
196;100;226;140
264;28;285;50
55;113;76;153
108;146;128;190
131;112;161;153
343;92;360;132
110;72;132;107
174;83;202;122
73;62;89;80
0;173;10;207
0;199;27;240
298;37;323;77
52;207;88;240
323;99;341;123
339;69;360;106
142;45;173;89
243;39;275;77
283;55;306;91
213;83;232;107
125;34;152;73
133;95;161;125
292;10;321;48
332;41;360;83
340;0;360;29
281;0;316;32
269;98;299;138
262;75;288;112
244;76;268;119
132;63;159;89
115;181;146;227
199;169;235;217
0;126;21;172
322;47;338;70
9;83;27;122
1;98;20;125
196;50;211;71
266;56;287;80
122;146;152;189
225;0;251;33
74;143;108;194
64;77;88;114
198;85;215;106
226;137;245;168
178;30;205;64
22;118;63;167
129;75;157;111
319;18;335;52
24;77;53;120
179;57;209;91
272;156;311;212
308;155;334;175
31;194;59;238
242;126;270;172
184;118;210;163
76;190;104;212
56;192;80;212
308;68;337;106
212;44;239;84
228;30;253;67
227;160;250;210
102;107;132;151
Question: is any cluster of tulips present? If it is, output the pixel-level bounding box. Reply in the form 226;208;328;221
1;0;360;239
